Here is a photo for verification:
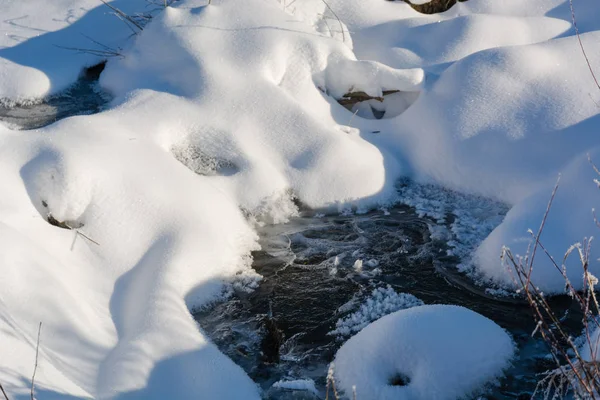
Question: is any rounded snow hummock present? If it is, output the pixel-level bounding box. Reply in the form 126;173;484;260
333;304;514;400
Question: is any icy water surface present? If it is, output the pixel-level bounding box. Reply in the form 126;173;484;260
0;62;111;130
195;196;583;400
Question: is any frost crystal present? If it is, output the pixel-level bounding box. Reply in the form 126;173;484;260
329;286;423;338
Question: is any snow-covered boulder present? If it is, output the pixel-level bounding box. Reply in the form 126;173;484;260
333;305;514;400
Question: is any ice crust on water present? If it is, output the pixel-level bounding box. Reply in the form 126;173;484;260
333;305;515;400
329;286;423;338
271;378;319;395
1;0;600;397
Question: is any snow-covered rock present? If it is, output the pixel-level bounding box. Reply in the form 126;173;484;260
333;305;515;400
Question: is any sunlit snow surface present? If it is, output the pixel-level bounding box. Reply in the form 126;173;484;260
1;0;600;398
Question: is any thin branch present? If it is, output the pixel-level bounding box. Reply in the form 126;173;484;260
76;231;101;247
100;0;144;32
31;322;41;400
0;382;10;400
319;0;345;43
568;0;600;92
528;175;561;274
54;44;123;58
80;33;118;52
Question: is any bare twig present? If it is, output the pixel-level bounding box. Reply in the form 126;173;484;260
319;0;345;43
568;0;600;93
55;44;123;58
502;170;600;398
76;231;101;247
325;363;340;399
0;381;10;400
31;322;41;400
100;0;144;33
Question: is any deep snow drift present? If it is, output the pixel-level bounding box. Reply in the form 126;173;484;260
1;0;600;398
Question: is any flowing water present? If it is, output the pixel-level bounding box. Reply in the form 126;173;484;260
194;201;583;400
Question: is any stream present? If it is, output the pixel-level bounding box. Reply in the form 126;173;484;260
194;198;582;400
0;66;585;400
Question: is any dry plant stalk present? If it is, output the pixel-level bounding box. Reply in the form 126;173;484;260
31;322;42;400
325;363;341;400
319;0;345;43
100;0;144;33
568;0;600;93
0;382;9;400
502;163;600;399
0;323;42;400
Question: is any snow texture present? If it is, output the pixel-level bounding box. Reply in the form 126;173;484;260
1;0;600;397
333;305;515;400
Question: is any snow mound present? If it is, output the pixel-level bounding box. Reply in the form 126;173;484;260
3;0;600;397
329;286;423;338
476;148;600;292
333;305;514;400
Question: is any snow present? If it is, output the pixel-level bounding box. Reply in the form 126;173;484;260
476;149;600;291
271;378;318;395
0;0;156;102
333;0;600;292
1;0;600;397
580;324;600;362
329;286;423;339
333;305;515;400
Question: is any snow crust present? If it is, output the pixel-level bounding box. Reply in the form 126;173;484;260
1;0;600;397
333;305;515;400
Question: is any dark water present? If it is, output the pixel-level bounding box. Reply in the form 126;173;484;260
195;204;584;400
0;62;111;130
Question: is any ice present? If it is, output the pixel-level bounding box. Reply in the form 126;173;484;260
329;286;423;339
333;305;515;400
271;379;318;395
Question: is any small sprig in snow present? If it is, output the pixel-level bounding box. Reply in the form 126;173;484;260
328;286;423;338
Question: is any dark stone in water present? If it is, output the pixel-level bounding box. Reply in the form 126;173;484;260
386;0;468;14
261;314;283;364
389;372;411;387
82;61;107;81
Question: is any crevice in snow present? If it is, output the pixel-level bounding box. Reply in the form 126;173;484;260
172;144;241;177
